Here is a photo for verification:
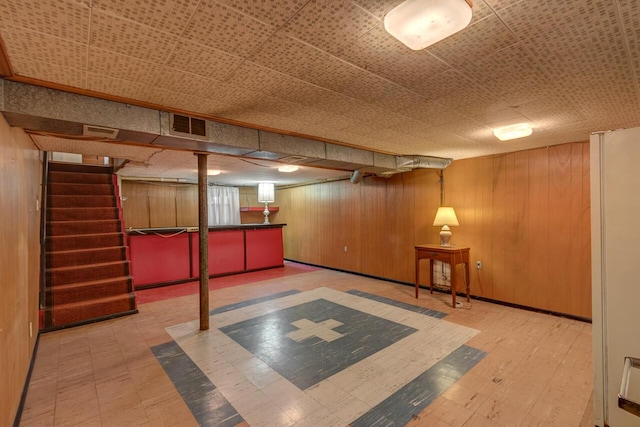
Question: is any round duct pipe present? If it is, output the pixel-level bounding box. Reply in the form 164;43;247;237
350;170;363;184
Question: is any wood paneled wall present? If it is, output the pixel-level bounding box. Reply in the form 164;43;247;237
0;116;42;426
120;182;279;228
121;181;194;228
277;142;591;318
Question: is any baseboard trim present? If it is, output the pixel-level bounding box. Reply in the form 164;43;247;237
285;259;592;324
40;309;138;333
13;332;40;427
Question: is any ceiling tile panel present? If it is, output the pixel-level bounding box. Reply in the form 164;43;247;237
571;92;640;129
90;10;180;63
88;47;162;86
228;61;350;113
249;32;324;79
335;26;450;88
282;0;379;53
183;0;277;58
427;14;519;68
430;118;492;141
248;96;335;126
396;101;469;127
91;0;200;36
213;0;308;27
411;69;474;100
166;40;244;81
618;0;640;82
12;60;86;89
250;32;409;111
1;29;87;71
0;0;90;43
152;69;265;113
350;0;400;19
142;87;224;115
484;0;524;12
86;73;152;101
458;44;551;97
229;109;309;135
387;117;435;138
499;1;635;101
153;69;223;98
471;107;527;126
228;62;366;116
340;103;409;130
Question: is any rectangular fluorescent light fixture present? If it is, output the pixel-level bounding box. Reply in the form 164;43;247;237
493;123;533;141
207;169;221;175
384;0;473;50
278;165;299;173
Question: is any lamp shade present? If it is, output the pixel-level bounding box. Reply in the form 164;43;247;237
433;207;459;227
257;182;275;203
384;0;473;50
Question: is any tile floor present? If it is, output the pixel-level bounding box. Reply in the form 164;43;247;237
19;263;594;426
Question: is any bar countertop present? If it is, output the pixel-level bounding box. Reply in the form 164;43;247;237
126;223;287;234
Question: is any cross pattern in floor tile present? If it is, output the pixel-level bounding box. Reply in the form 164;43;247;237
220;298;417;389
157;287;486;426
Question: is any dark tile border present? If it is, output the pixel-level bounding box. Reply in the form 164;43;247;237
151;341;243;427
210;289;301;315
352;345;487;426
347;289;447;319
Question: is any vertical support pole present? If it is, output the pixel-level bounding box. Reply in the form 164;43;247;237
197;153;209;331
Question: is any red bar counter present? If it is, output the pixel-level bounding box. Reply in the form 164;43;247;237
127;224;285;289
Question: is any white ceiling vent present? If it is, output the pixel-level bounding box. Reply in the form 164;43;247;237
83;124;119;139
170;113;207;139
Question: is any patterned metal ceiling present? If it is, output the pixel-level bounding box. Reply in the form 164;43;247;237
1;0;639;166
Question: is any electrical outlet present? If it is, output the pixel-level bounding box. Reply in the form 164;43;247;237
476;261;483;270
344;245;348;252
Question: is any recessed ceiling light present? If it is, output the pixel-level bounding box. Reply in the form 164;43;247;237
207;169;221;175
278;165;299;173
493;123;533;141
384;0;473;50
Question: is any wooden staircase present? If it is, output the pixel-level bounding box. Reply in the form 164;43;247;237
44;162;137;329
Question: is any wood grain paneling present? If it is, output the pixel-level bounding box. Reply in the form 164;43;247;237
121;181;150;229
122;182;201;228
278;142;591;318
0;116;41;426
176;186;198;226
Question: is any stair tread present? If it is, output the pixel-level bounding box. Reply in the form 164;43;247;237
48;207;118;210
53;293;135;309
46;275;132;290
47;219;120;224
48;194;114;197
48;231;124;238
47;246;126;255
46;260;129;272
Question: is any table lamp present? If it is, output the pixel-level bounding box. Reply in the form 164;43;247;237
433;207;459;247
257;182;275;224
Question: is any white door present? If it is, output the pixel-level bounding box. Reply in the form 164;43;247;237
591;128;640;426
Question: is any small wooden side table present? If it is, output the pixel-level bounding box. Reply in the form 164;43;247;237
415;244;471;308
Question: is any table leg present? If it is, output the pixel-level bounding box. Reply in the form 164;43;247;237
415;257;420;298
450;262;457;308
465;262;471;302
429;259;434;294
